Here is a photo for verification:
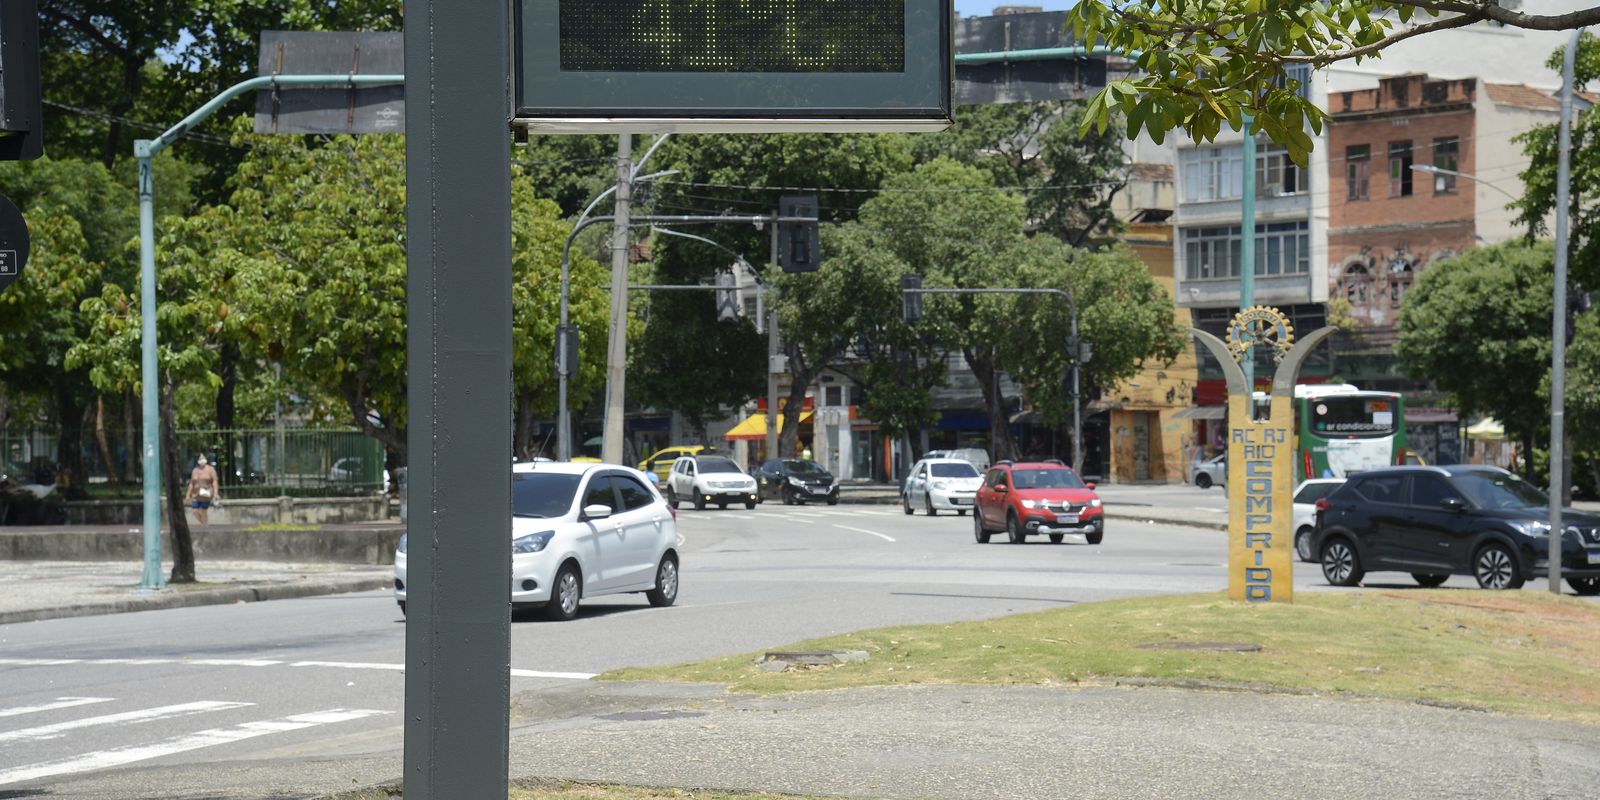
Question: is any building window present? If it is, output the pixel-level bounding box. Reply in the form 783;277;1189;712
1182;147;1242;203
1347;145;1370;201
1431;138;1459;194
742;296;758;319
1275;64;1313;101
1257;142;1304;198
1342;262;1373;306
1389;141;1414;197
1182;221;1310;280
1388;257;1414;307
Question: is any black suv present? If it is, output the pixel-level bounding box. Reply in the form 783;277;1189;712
1314;465;1600;594
757;458;839;505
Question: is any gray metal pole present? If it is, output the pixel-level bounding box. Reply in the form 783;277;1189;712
767;223;780;462
1550;30;1580;594
1240;113;1257;393
601;136;633;465
1070;296;1082;474
402;0;511;794
135;143;163;591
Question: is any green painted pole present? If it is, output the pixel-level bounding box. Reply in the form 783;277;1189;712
135;73;404;589
1240;113;1257;392
136;141;162;590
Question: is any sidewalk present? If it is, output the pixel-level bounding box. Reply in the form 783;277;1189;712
0;559;390;625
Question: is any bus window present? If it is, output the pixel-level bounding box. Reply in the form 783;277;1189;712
1309;396;1397;439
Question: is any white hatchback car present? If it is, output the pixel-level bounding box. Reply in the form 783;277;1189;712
903;457;984;515
666;454;759;510
1292;478;1345;562
394;462;679;621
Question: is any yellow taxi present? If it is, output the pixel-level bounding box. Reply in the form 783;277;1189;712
639;445;713;482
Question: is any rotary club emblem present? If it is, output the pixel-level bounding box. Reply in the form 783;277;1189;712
1225;305;1294;364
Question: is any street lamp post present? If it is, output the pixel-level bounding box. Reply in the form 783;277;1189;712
1409;164;1520;201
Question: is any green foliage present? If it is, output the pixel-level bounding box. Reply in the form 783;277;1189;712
1068;2;1595;165
1515;32;1600;293
1395;242;1562;457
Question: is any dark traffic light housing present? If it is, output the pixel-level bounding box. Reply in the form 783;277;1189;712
0;0;41;162
900;274;923;322
778;193;819;273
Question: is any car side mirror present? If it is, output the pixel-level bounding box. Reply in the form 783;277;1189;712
1086;482;1097;490
995;485;1008;493
582;504;613;520
1440;497;1466;512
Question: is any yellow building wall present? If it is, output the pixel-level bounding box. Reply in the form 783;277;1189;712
1108;223;1200;483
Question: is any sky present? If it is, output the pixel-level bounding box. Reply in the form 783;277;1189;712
954;0;1075;17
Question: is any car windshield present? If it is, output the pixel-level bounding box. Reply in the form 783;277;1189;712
512;472;582;518
1294;482;1340;504
1011;468;1084;490
1452;471;1547;510
783;460;827;475
931;462;979;478
698;457;742;473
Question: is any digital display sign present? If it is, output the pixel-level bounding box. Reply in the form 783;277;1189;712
560;0;905;73
515;0;952;132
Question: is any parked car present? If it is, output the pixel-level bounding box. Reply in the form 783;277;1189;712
393;461;679;621
1313;465;1600;594
666;454;759;510
639;445;713;483
757;458;839;505
902;457;983;515
1292;478;1345;562
1189;454;1226;489
973;461;1104;544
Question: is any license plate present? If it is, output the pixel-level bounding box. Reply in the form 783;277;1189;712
950;498;969;506
1588;551;1600;565
1056;514;1079;524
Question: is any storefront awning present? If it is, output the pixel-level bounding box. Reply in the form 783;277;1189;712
1172;406;1226;420
723;410;814;441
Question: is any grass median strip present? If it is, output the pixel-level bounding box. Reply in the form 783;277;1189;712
342;780;861;799
602;590;1600;724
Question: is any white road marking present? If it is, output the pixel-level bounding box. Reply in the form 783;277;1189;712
0;657;592;680
832;524;896;542
0;708;386;787
509;668;597;679
789;512;828;519
0;701;252;744
818;510;858;517
290;660;404;671
0;697;113;719
724;514;758;520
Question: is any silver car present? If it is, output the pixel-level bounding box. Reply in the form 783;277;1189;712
903;457;983;515
1189;454;1226;490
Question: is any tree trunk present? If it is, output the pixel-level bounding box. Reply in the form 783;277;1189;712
55;381;88;499
964;347;1018;462
122;389;140;484
161;376;196;584
513;392;536;460
215;342;239;493
94;396;119;484
779;344;811;461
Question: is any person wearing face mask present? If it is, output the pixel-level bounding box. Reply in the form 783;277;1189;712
186;454;221;525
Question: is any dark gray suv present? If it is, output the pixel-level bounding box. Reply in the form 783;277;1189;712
1314;465;1600;594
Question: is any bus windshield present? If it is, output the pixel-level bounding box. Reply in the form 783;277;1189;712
1308;395;1397;440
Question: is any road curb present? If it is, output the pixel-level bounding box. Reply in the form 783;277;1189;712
0;576;391;626
1105;511;1228;532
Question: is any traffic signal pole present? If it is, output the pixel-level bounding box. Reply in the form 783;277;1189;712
600;135;633;466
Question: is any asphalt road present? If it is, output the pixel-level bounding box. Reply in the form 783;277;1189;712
0;501;1576;797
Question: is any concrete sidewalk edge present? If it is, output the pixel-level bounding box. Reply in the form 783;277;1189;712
0;576;390;626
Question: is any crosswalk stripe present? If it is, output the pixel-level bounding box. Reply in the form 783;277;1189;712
0;698;113;719
0;708;386;787
0;701;252;744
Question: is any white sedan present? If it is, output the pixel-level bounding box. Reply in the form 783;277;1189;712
394;461;679;621
903;457;984;515
1292;478;1345;562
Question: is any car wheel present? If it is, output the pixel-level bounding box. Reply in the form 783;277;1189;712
1195;473;1213;490
1473;543;1524;590
1568;576;1600;596
545;563;581;621
1007;513;1026;544
745;499;757;510
925;495;937;517
956;509;966;516
1048;533;1064;544
646;555;679;607
1321;538;1364;587
826;494;839;506
397;600;406;617
1295;527;1315;563
1411;573;1449;588
781;488;794;505
693;493;706;511
666;487;680;510
973;512;991;544
1085;527;1104;545
903;494;914;515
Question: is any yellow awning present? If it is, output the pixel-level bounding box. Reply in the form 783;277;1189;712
723;410;814;441
1466;417;1505;441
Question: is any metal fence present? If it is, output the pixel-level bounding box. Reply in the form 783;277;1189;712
2;427;388;498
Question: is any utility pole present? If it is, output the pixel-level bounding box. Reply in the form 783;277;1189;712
601;135;633;465
766;223;780;463
1240;113;1257;394
1550;30;1580;594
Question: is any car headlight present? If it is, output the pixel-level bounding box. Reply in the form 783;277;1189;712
397;533;406;554
1514;520;1552;537
1021;499;1043;509
1089;498;1102;508
512;531;555;554
788;476;805;487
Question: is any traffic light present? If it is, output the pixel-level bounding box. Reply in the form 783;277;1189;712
0;0;42;162
901;274;923;322
778;193;819;273
554;323;580;379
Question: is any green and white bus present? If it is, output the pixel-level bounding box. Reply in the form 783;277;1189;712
1253;384;1410;479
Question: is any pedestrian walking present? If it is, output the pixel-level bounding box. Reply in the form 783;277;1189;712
186;454;220;526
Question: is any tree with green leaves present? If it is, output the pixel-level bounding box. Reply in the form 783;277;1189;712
1515;32;1600;295
913;101;1130;246
1070;1;1600;164
1396;241;1563;480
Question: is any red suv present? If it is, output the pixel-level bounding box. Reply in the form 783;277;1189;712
974;461;1104;544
